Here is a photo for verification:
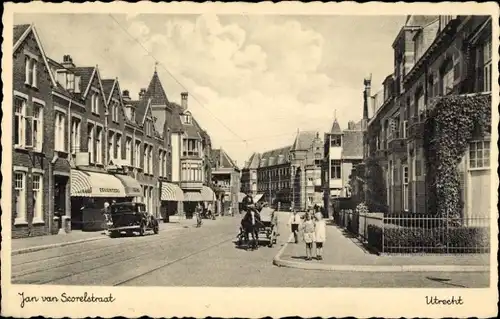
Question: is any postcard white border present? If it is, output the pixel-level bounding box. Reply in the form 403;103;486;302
2;2;499;318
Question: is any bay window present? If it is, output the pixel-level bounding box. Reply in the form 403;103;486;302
330;160;341;179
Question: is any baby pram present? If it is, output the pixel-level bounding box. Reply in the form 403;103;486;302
258;207;278;247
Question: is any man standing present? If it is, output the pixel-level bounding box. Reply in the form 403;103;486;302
241;191;254;214
288;209;301;244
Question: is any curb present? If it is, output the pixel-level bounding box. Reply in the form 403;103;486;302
12;236;106;256
272;235;490;273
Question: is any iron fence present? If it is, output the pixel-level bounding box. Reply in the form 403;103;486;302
335;209;490;254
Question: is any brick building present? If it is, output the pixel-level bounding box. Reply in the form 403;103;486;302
353;15;492;217
11;23;219;237
241;152;260;198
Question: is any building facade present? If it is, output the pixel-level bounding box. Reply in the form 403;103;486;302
11;23;219;237
241;152;260;198
354;15;492;217
322;118;364;216
211;149;240;214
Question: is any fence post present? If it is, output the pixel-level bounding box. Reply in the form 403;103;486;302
381;215;385;254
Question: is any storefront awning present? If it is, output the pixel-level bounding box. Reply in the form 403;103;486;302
238;192;246;203
71;170;126;197
254;193;264;202
201;186;215;202
114;174;142;197
161;183;184;201
184;191;203;202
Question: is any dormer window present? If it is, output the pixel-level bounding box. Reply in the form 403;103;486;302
182;111;192;124
91;90;100;114
66;73;74;91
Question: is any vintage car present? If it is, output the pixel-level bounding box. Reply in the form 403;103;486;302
107;202;159;238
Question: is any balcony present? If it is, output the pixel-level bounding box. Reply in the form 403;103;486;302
179;180;203;190
409;115;425;140
388;136;406;154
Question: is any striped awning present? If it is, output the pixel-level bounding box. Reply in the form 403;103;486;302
201;186;215;202
238;192;246;203
183;191;203;202
71;170;126;198
114;174;142;197
161;183;184;201
254;193;264;202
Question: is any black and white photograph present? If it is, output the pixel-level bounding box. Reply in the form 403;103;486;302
1;2;498;318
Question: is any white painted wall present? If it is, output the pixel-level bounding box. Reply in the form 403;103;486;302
172;133;180;182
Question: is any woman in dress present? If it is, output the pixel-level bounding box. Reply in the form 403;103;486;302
314;212;326;260
301;212;316;261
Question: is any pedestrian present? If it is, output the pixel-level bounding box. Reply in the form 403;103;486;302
288;210;301;244
102;201;111;234
314;212;326;260
301;212;316;261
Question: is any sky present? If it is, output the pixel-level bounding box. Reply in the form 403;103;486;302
14;13;406;167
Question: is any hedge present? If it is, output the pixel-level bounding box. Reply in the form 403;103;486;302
367;224;489;254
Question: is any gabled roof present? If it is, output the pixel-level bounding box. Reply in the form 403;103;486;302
14;24;30;44
13;24;57;88
244;152;261;169
330;119;342;134
212;149;238;170
291;131;320;151
102;79;115;102
73;67;95;97
341;130;363;159
170;102;186;133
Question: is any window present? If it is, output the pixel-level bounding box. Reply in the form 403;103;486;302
330;160;341;179
483;40;492;92
159;150;163;176
108;132;115;161
32;174;43;222
66;73;74;91
469;140;490;169
25;56;37;87
116;134;122;160
125;137;132;165
88;124;95;163
96;126;103;164
135;141;141;168
113;102;119;122
330;135;341;147
91;92;100;114
32;103;43;151
184;114;191;124
403;120;408;139
14;172;26;223
148;146;153;175
403;165;409;212
71;117;81;154
183;139;199;157
441;59;454;95
14;97;26;147
54;112;66;152
415;88;425;120
144;144;149;173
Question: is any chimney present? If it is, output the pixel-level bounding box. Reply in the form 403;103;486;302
122;90;131;102
181;92;188;111
139;88;146;100
62;54;75;69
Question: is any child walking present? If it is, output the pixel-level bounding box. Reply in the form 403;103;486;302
301;212;316;261
314;212;326;260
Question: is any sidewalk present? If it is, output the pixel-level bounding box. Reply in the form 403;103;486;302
11;222;183;255
275;220;490;272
